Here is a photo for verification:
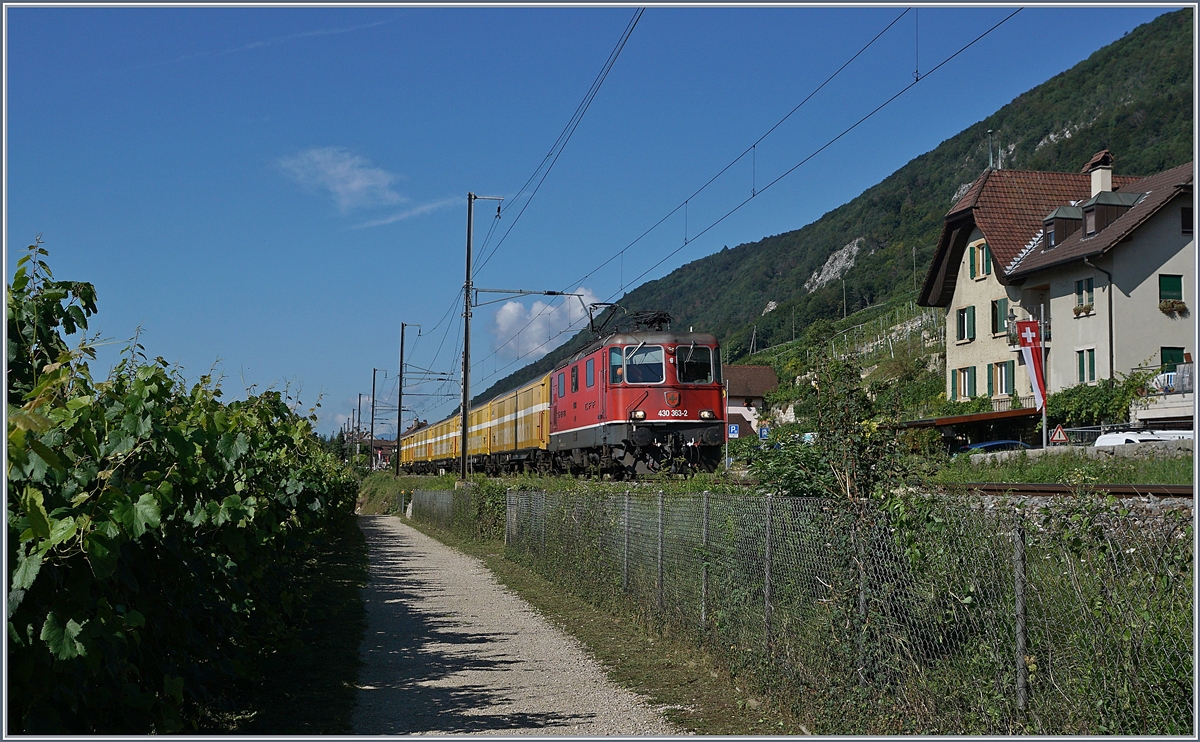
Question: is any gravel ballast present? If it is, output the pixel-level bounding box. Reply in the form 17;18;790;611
351;515;680;735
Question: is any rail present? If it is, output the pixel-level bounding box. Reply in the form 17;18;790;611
947;482;1193;498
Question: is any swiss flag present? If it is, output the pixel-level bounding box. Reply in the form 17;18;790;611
1016;320;1046;411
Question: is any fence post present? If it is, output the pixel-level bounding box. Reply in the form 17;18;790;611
657;490;665;612
701;491;709;629
1014;520;1028;714
623;489;630;592
764;493;773;652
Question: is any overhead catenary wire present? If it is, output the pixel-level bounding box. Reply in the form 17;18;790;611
466;7;912;382
467;7;1022;393
472;7;645;278
607;8;1022;300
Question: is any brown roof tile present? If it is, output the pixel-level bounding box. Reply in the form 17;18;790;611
920;167;1139;306
725;365;778;397
1009;162;1193;277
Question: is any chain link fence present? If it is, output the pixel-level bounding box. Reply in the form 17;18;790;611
503;489;1193;734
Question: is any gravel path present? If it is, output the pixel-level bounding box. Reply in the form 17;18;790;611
352;515;681;735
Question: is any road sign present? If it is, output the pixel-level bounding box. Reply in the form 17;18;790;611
1049;424;1069;444
728;424;739;439
758;425;770;440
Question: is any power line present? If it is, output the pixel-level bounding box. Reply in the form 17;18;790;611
556;8;912;295
468;7;1022;391
472;7;644;277
467;8;909;379
610;8;1023;299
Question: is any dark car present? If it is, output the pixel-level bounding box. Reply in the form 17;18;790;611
959;440;1031;454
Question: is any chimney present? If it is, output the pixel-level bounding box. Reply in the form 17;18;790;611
1081;149;1115;196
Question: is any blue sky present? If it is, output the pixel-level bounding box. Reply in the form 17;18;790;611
4;3;1178;435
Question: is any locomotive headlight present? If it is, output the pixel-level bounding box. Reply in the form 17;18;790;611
630;410;647;421
699;409;716;420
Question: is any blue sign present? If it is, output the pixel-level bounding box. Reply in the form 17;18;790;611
758;425;770;440
728;424;740;439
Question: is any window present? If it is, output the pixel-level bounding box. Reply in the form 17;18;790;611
991;360;1014;396
1047;226;1056;248
990;298;1008;335
713;347;723;384
585;358;595;388
677;344;714;383
1085;210;1096;236
609;347;624;384
955;366;977;399
557;372;565;398
956;306;976;341
1183;206;1194;235
1159;274;1184;302
1076;349;1096;383
968;241;991;279
624;345;664;383
1162;347;1185;373
570;365;578;393
951;366;976;400
1075;278;1094;307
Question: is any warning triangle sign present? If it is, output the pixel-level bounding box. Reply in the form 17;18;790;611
1049;424;1069;444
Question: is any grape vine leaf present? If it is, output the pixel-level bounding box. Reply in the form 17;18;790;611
21;487;51;540
40;612;87;660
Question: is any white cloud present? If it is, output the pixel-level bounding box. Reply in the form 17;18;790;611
492;287;602;363
355;197;459;228
279;147;404;213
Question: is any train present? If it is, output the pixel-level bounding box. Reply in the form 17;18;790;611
399;317;727;478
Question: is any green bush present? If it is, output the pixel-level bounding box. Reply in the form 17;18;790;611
7;243;357;733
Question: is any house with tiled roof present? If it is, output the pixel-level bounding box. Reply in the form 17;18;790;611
724;365;778;434
919;150;1194;423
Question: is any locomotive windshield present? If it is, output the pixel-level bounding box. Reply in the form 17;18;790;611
624;345;664;383
678;345;714;383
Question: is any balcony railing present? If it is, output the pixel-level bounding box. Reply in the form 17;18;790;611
1133;363;1194;395
990;394;1036;412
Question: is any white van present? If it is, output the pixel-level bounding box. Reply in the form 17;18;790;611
1094;431;1168;446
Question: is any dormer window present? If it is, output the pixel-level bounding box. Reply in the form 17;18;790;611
1080;190;1143;237
1042;205;1083;247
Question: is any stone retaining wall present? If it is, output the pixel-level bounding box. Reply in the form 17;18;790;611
971;438;1193;466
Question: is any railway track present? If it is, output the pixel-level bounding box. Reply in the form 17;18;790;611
945;482;1193;498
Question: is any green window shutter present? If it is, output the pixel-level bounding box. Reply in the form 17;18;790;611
966;306;976;340
987;364;995;397
1075;280;1084;306
1006;360;1015;394
1162;347;1185;373
998;298;1007;333
951;369;958;400
967;366;977;397
969;245;976;278
1077;351;1085;383
1088;349;1096;381
983;243;992;275
1160;275;1183;301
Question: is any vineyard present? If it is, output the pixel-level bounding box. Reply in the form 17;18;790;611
6;242;359;733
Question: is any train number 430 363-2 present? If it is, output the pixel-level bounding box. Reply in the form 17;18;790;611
658;409;688;417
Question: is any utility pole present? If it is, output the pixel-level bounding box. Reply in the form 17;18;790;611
395;323;418;476
357;394;363;458
461;192;503;480
462;193;474;480
370;369;382;471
